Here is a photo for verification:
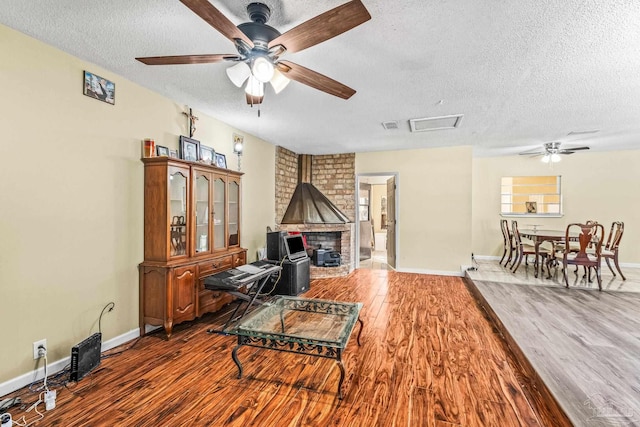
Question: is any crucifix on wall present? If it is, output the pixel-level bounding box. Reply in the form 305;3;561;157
182;107;199;138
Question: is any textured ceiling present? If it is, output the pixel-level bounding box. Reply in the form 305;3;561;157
2;0;640;156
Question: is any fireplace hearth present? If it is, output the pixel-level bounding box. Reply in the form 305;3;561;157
278;223;354;279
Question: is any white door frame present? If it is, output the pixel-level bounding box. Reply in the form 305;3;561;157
355;172;399;269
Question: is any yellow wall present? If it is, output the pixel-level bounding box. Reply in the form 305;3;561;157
356;146;473;273
0;25;275;383
472;151;640;263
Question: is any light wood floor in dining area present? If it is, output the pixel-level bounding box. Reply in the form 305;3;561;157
466;259;640;427
4;270;557;426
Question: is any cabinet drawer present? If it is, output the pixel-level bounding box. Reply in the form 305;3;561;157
198;290;233;316
232;251;246;267
198;255;233;277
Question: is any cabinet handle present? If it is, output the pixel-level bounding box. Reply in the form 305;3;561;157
212;262;220;268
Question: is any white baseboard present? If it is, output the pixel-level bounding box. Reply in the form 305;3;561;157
472;254;640;269
620;261;640;269
397;267;464;277
0;328;140;398
474;255;501;261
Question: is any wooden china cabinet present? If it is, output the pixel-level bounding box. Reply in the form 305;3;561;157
138;157;246;338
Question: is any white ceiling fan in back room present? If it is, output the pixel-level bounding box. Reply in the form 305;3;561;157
135;0;371;108
518;141;591;163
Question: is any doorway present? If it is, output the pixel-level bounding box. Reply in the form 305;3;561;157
356;173;397;270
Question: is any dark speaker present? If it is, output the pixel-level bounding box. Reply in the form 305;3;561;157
266;231;287;261
273;257;310;296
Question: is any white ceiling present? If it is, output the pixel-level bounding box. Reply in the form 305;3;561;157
2;0;640;156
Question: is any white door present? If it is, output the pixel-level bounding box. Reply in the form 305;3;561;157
386;176;396;269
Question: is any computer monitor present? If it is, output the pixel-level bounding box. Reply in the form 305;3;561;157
284;234;308;261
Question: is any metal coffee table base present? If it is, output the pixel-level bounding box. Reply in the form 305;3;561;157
231;318;363;399
224;297;365;400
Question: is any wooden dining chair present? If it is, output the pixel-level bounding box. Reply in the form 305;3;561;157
499;219;515;266
600;221;625;280
511;220;549;274
555;220;599;275
556;219;597;254
559;223;605;290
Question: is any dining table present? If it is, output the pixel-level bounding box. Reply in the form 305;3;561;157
519;228;579;278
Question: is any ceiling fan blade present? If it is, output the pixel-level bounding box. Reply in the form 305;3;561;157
519;151;545;156
518;149;545;155
180;0;254;48
276;61;356;99
558;150;577;155
268;0;371;54
563;146;590;151
136;54;240;65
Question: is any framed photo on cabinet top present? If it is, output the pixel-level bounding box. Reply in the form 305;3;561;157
179;135;200;162
214;152;227;169
200;145;215;164
156;145;169;157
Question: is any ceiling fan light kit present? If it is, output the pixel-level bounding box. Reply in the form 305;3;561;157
226;61;251;87
245;75;264;97
135;0;371;106
270;68;291;94
251;56;275;83
541;153;562;163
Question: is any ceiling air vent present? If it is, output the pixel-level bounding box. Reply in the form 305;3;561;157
409;114;463;132
382;121;399;130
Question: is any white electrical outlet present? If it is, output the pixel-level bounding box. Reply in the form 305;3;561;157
33;339;47;359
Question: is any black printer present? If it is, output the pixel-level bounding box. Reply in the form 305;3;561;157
312;248;341;267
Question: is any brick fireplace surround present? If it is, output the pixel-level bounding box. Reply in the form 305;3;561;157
275;147;356;279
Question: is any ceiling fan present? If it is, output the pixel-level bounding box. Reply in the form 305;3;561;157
136;0;371;105
519;141;590;163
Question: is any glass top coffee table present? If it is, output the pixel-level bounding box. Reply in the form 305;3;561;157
223;296;364;399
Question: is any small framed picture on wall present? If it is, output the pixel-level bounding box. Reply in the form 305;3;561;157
83;70;115;105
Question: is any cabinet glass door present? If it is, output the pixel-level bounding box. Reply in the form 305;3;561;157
194;172;211;254
228;179;240;247
213;177;226;250
169;170;188;257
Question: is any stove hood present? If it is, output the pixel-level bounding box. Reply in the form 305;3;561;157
280;155;351;224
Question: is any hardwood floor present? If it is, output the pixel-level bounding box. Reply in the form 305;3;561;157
467;259;640;427
3;270;557;426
